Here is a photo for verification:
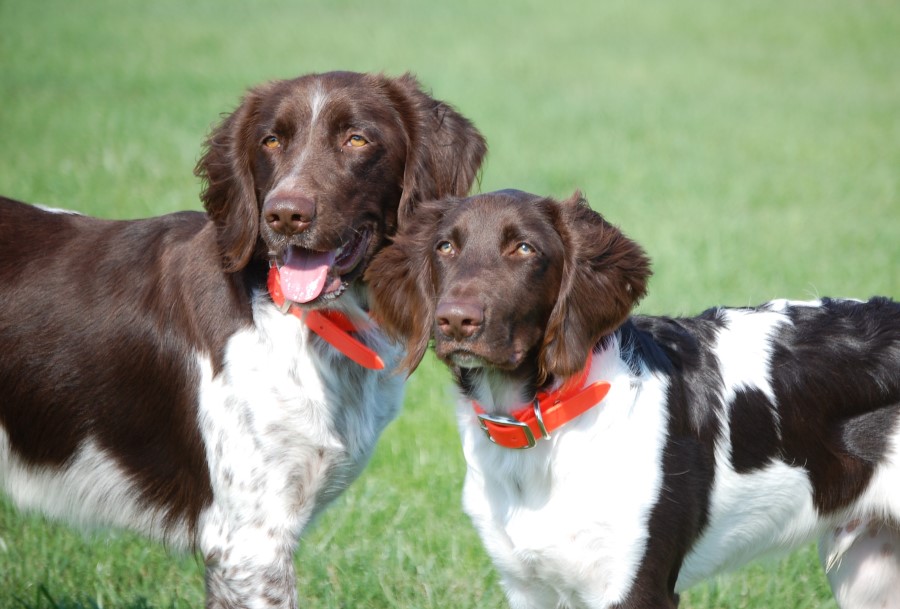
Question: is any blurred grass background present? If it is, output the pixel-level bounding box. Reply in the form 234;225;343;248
1;0;897;607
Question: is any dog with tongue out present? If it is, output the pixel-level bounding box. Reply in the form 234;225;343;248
190;71;487;606
0;71;487;609
200;71;490;375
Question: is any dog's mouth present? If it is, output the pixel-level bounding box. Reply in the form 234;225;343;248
274;228;371;304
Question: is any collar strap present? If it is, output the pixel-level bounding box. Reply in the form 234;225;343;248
267;265;385;370
473;354;610;449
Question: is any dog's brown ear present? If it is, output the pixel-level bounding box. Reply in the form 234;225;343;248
540;192;652;381
381;74;487;225
365;199;450;373
195;85;272;272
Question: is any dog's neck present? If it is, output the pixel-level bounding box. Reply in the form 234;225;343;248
455;354;593;417
266;267;385;370
454;337;618;417
456;367;537;416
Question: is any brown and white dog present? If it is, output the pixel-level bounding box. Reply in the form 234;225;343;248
0;71;485;608
366;189;900;609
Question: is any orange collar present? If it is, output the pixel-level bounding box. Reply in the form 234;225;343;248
267;265;385;370
473;354;611;449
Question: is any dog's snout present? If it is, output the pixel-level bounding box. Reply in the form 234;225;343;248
436;300;485;340
263;196;316;236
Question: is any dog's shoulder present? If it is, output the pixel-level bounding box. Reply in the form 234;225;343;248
619;308;728;376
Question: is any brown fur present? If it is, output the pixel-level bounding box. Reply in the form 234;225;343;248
0;71;486;608
366;189;651;384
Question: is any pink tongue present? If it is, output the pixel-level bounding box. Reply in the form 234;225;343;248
279;247;336;304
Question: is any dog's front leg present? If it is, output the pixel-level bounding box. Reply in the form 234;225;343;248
203;544;298;609
201;517;300;609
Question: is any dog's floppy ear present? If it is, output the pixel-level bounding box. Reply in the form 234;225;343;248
381;74;487;225
365;199;451;374
195;84;272;272
540;192;652;381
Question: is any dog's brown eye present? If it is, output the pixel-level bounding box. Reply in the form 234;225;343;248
436;241;455;256
347;135;368;148
262;136;280;149
515;242;536;255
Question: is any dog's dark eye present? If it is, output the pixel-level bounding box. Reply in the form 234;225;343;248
436;241;455;256
262;136;280;149
515;242;536;256
347;135;368;148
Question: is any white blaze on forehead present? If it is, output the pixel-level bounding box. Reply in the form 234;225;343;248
309;82;328;126
283;82;330;173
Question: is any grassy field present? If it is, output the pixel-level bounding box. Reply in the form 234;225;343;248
1;0;898;607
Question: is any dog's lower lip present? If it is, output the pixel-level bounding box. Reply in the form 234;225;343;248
439;345;499;369
449;352;486;368
440;347;528;372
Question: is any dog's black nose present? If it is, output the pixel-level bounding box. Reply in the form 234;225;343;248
263;195;316;236
436;300;484;340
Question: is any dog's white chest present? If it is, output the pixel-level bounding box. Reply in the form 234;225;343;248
458;365;671;607
196;300;404;558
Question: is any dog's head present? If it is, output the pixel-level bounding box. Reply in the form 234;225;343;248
195;71;486;306
366;190;651;383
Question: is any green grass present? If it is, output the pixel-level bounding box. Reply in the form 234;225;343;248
1;0;897;607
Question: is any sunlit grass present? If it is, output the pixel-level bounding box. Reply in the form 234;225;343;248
1;0;897;607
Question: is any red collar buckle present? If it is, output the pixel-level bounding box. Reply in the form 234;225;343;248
477;405;542;449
